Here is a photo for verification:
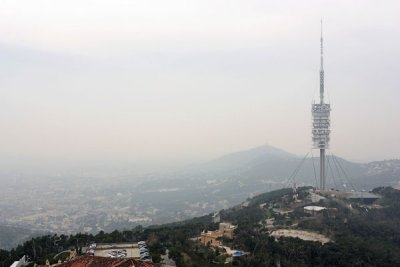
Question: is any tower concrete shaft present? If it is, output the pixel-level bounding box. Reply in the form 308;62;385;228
320;149;326;190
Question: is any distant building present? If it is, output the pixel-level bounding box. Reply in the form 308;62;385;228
309;191;326;202
272;208;293;215
219;223;236;239
212;212;221;223
345;192;381;204
304;206;326;216
265;218;275;229
197;222;236;246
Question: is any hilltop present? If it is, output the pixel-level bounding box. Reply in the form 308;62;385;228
135;145;399;222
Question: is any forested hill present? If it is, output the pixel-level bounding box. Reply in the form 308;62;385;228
2;187;400;266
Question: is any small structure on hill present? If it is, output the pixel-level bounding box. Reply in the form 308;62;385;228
212;212;221;223
197;223;236;247
272;208;293;216
345;191;381;204
304;205;326;216
309;191;326;202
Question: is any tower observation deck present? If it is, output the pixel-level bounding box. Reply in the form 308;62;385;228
312;21;331;190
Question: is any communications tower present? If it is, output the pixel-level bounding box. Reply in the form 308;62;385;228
312;22;331;190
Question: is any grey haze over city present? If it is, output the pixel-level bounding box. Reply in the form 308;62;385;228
0;0;399;175
2;0;400;253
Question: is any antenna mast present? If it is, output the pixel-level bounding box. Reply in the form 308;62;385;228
320;19;324;104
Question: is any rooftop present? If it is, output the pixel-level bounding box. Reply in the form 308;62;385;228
93;243;140;259
304;206;326;212
346;192;381;199
56;255;157;267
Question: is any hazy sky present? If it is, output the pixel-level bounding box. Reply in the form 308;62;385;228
0;0;399;172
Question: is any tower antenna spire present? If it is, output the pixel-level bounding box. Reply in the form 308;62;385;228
320;19;323;70
320;19;324;104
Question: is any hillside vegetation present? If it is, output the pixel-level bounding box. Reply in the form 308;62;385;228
1;187;400;266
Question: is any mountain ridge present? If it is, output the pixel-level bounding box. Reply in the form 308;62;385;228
131;144;399;229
